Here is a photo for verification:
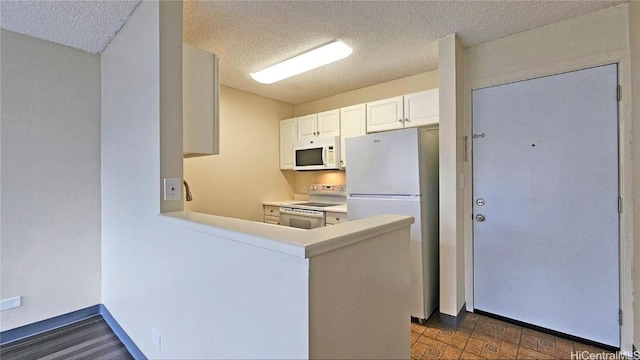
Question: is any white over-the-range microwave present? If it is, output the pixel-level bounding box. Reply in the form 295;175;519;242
293;136;341;171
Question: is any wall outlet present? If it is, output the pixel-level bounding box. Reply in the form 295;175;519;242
163;178;181;201
152;328;161;349
0;296;21;311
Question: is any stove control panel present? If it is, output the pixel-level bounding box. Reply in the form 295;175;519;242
309;184;346;197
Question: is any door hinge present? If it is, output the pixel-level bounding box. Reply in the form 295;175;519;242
619;309;623;325
617;85;621;101
464;136;468;162
618;197;623;214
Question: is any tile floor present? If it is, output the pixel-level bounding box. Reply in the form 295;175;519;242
411;312;616;359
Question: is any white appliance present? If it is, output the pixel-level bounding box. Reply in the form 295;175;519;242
293;136;341;171
279;184;346;229
346;128;439;320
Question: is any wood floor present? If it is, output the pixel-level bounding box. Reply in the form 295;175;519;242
0;316;133;360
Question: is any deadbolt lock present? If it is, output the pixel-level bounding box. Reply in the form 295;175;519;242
475;214;486;222
476;198;485;206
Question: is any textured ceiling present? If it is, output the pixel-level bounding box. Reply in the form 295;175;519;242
1;0;625;104
184;0;624;104
0;0;140;54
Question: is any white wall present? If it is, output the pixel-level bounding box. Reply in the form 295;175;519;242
0;29;101;330
183;86;295;221
309;226;410;359
461;3;634;350
437;34;466;318
101;2;309;358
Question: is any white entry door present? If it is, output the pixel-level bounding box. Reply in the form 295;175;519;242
472;64;619;347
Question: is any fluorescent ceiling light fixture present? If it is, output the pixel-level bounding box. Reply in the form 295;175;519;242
250;40;353;84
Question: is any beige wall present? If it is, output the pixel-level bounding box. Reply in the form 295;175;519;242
629;0;640;351
184;86;295;221
462;3;634;350
294;71;438;116
1;30;101;330
465;5;629;83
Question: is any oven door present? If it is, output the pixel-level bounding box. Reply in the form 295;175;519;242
279;208;325;229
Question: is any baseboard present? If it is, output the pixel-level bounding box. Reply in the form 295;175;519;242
0;304;145;360
98;304;145;360
0;304;101;345
439;303;467;329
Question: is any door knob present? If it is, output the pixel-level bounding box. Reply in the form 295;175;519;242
475;214;486;222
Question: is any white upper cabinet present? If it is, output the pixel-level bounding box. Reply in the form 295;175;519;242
317;109;341;137
280;118;297;170
339;104;366;168
183;42;219;157
404;89;439;128
366;96;404;133
297;111;340;140
297;114;319;140
366;89;439;133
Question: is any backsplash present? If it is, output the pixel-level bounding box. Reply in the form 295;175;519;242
295;170;346;194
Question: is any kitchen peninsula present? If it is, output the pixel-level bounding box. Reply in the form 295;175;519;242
159;211;413;359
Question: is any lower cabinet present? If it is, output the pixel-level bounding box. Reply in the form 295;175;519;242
264;206;280;224
325;212;347;225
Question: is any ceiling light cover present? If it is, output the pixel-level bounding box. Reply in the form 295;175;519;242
250;40;353;84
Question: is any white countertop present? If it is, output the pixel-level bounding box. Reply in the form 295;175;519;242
263;200;308;206
159;211;412;258
324;204;347;213
263;200;347;213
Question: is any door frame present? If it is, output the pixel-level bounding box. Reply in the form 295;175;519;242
463;51;634;352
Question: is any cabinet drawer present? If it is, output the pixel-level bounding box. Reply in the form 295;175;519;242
263;206;280;217
264;215;280;225
325;212;347;225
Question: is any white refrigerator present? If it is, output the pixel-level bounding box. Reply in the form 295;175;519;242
346;128;439;320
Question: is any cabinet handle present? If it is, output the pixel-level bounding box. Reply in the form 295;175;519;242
405;118;409;122
398;119;403;123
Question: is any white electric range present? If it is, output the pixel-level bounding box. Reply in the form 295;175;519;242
279;184;346;229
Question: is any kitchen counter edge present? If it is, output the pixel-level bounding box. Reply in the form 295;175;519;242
262;200;308;206
159;211;413;258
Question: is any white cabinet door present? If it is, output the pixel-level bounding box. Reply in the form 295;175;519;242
317;109;340;137
297;114;318;140
339;104;366;168
366;96;403;133
279;118;297;169
404;89;439;128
